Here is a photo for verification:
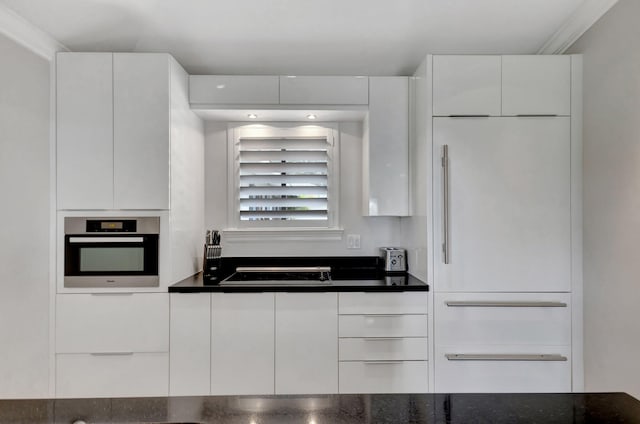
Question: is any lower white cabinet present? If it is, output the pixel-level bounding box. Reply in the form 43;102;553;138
55;293;169;398
169;293;211;396
339;361;428;394
435;345;572;393
211;292;275;395
275;292;338;394
56;352;169;398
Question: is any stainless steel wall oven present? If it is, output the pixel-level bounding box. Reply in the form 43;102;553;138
64;217;160;288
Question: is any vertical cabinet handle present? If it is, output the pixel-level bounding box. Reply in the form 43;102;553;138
442;145;450;264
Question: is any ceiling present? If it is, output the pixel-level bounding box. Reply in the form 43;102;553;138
2;0;587;76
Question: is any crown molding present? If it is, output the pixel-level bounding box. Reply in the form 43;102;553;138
538;0;618;54
0;3;68;61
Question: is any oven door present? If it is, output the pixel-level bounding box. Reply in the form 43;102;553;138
64;234;159;288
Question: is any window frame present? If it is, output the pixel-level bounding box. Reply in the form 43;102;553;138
226;122;340;230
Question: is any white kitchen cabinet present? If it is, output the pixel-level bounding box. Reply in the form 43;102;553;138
339;361;428;394
57;52;195;210
434;345;571;393
279;76;368;104
189;75;280;104
434;292;571;346
113;53;170;209
433;55;501;116
275;292;338;394
339;338;428;361
211;293;275;395
56;293;169;353
363;76;409;216
433;117;571;292
169;293;211;396
56;352;169;398
56;53;113;210
502;55;571;116
339;315;428;338
339;292;427;315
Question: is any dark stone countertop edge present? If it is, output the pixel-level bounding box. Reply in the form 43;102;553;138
169;272;429;293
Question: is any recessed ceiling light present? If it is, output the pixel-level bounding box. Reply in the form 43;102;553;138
247;113;258;119
216;84;226;89
306;114;317;120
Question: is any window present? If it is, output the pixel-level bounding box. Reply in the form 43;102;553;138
228;124;339;229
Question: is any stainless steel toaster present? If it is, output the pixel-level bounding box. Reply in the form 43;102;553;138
379;247;407;272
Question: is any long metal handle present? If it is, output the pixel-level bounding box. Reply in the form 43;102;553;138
90;293;134;296
90;352;134;356
363;337;403;341
442;145;449;264
363;361;404;365
445;353;567;362
68;237;144;243
445;301;567;308
361;314;402;318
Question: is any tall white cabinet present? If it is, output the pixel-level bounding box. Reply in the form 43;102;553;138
427;54;581;393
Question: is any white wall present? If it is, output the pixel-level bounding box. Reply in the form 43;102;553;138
0;33;51;397
204;121;402;257
567;0;640;398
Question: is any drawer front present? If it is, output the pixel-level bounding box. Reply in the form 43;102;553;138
435;345;571;393
339;361;428;394
56;293;169;353
339;337;428;361
339;292;428;315
56;353;169;398
435;293;571;346
189;75;279;104
339;315;427;338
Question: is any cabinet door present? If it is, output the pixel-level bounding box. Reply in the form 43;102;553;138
113;53;170;209
56;53;113;210
211;293;274;395
502;55;571;116
275;293;338;394
189;75;279;104
364;77;409;216
433;117;571;292
279;76;368;104
433;55;501;117
170;293;211;396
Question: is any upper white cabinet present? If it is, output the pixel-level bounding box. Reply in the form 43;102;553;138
502;55;571;116
189;75;279;104
279;76;368;105
432;55;571;117
113;54;171;209
56;53;114;210
433;55;501;116
275;292;338;394
57;52;192;210
363;76;409;216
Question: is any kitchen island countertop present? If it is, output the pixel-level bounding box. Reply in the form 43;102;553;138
1;392;639;423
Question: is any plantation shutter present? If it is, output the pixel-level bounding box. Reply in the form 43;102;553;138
238;136;330;221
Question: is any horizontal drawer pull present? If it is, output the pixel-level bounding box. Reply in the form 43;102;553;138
363;361;405;365
69;237;144;243
445;353;567;362
362;337;403;341
445;301;567;308
90;293;135;296
89;352;134;356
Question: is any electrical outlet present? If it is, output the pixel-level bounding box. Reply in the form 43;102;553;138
347;234;361;249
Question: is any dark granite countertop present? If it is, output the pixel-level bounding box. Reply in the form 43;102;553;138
169;271;428;293
1;393;639;423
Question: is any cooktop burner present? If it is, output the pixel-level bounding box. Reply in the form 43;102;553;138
222;266;332;285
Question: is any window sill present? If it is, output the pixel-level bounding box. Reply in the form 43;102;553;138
222;228;344;242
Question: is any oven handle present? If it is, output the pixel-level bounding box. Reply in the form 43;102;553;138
68;237;145;243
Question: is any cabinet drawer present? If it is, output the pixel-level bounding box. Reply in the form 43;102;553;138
339;315;427;338
189;75;279;104
435;293;571;346
56;293;169;353
56;352;169;398
339;361;428;394
279;76;368;104
339;292;428;315
339;337;428;361
435;345;571;393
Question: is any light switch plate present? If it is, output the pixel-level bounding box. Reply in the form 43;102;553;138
347;234;361;249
